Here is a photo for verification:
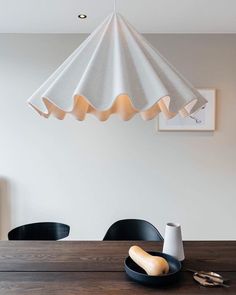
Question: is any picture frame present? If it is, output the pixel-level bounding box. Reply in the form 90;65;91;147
157;89;216;131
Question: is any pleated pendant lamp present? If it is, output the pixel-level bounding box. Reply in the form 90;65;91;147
28;1;207;121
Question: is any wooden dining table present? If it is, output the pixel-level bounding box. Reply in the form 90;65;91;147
0;241;235;294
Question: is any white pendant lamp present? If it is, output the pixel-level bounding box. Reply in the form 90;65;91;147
28;3;207;121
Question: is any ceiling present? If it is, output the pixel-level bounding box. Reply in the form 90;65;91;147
1;0;236;34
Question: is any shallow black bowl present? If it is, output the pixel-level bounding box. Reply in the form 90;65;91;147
124;251;182;286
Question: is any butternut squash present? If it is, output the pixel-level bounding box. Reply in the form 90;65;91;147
129;246;169;276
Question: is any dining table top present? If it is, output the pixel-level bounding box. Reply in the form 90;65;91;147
0;240;235;294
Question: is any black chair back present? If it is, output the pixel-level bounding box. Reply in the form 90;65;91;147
8;222;70;240
103;219;163;241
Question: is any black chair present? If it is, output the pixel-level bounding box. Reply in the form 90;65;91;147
103;219;163;241
8;222;70;240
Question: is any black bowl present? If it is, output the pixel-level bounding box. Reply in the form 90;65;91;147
124;251;182;286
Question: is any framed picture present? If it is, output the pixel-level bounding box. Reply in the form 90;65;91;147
158;89;216;131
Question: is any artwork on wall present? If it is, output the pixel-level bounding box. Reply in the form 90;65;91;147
158;89;216;131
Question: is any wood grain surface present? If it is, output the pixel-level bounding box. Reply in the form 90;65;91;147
0;272;235;295
0;241;235;294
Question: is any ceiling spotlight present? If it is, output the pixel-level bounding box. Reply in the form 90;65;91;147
78;14;87;19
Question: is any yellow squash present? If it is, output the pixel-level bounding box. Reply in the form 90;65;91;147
129;246;169;276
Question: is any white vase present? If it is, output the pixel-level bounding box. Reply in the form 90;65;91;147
162;222;185;261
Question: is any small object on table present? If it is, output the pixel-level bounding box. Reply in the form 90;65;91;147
163;222;185;261
125;247;182;286
187;269;230;288
129;246;169;276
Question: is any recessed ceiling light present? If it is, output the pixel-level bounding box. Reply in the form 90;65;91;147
78;14;87;19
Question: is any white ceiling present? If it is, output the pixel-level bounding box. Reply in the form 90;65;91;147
1;0;236;33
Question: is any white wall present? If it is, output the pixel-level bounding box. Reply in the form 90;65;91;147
0;34;235;240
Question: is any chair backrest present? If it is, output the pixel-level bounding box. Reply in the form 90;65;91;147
8;222;70;240
103;219;163;241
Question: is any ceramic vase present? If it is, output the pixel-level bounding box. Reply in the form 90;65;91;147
162;222;185;261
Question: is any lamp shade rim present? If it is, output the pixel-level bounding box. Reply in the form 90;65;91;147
28;92;207;121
